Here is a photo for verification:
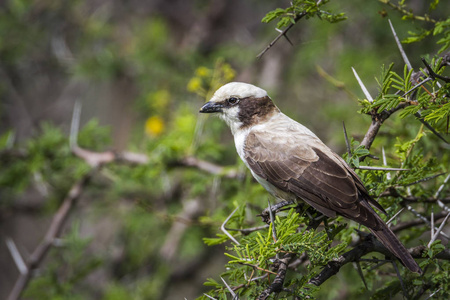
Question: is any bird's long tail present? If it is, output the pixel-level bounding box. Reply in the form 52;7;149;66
369;224;422;274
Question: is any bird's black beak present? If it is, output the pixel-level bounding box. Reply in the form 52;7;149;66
199;101;223;113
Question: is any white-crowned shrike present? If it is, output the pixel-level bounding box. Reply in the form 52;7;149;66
199;82;421;273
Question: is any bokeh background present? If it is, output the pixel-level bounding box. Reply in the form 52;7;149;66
1;0;449;299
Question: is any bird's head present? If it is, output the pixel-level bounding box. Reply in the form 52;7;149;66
199;82;279;133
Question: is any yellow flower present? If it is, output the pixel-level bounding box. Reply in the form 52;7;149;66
145;116;164;137
222;63;236;81
195;66;211;77
187;77;202;92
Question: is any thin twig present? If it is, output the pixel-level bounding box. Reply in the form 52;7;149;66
414;112;449;144
403;172;447;187
422;57;450;83
257;12;307;59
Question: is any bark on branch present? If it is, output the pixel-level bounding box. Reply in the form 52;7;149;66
7;170;95;300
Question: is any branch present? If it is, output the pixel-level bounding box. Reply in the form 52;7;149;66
391;211;448;233
422;57;450;83
178;156;241;179
7;170;95;300
258;253;295;300
309;233;450;288
360;102;410;151
308;233;390;286
257;12;307;59
72;146;149;167
409;245;450;260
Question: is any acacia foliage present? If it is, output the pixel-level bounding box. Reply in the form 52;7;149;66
1;1;449;300
200;1;450;299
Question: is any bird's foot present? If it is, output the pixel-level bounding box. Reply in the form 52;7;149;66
259;200;298;224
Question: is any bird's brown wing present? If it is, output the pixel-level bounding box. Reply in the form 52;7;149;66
244;130;382;230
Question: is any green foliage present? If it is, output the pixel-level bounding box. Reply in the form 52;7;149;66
342;138;370;168
201;209;347;299
379;0;449;53
262;0;346;29
23;222;103;300
0;121;107;204
2;0;450;299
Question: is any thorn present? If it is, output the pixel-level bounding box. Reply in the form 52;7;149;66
431;207;435;238
428;212;450;248
70;101;82;150
221;207;240;245
275;28;294;46
203;294;217;300
221;277;238;299
6;238;27;275
404;204;450;239
435;174;450;199
351;67;373;102
353;261;368;290
388;19;412;71
356;166;409;171
382;147;391;180
343;122;352;158
387;208;405;226
436;174;450;214
391;260;408;298
424;288;442;300
402;77;433;97
267;200;278;242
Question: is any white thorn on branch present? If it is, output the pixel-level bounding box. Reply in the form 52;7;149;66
388;19;412;71
356;166;409;171
382;147;391;180
351;67;373;102
387;208;405;226
435;174;450;213
70;101;82;150
6;238;27;275
221;276;238;299
221;207;240;245
428;212;450;248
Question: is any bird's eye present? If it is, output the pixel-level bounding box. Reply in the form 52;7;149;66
227;97;239;105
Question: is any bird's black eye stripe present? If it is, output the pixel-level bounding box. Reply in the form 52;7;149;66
227;97;239;105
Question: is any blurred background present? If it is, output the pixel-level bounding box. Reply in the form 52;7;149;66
1;0;448;299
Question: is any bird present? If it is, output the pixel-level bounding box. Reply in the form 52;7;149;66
199;82;421;273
